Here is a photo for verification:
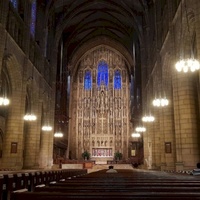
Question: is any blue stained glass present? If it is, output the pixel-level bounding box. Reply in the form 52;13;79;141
114;70;121;89
97;61;108;87
30;0;36;36
10;0;18;9
84;70;92;90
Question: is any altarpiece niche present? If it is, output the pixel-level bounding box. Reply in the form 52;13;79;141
69;46;130;162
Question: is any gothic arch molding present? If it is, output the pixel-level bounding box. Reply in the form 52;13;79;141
69;36;134;78
69;45;131;161
3;54;23;93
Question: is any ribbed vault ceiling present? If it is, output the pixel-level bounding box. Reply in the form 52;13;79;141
48;0;151;62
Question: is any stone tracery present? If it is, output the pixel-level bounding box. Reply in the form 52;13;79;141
71;46;130;162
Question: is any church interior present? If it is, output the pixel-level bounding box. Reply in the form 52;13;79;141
0;0;200;174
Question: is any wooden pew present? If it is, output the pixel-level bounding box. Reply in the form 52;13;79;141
10;191;200;200
11;169;200;200
34;185;200;193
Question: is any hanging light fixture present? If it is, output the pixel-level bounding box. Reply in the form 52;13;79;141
175;59;200;73
0;33;10;106
135;126;146;132
142;115;155;122
153;63;169;107
152;97;169;107
42;125;52;131
142;96;155;122
54;131;63;138
0;98;9;105
24;67;37;121
24;114;37;121
131;133;141;138
0;94;10;106
42;95;53;131
175;1;200;73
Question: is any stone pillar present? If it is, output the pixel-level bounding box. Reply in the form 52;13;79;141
23;78;42;169
0;0;9;73
173;72;199;170
1;91;25;169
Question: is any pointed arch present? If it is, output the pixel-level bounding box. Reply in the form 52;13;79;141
97;60;108;87
114;70;121;89
84;70;92;90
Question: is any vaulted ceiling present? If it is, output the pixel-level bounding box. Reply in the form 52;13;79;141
48;0;151;64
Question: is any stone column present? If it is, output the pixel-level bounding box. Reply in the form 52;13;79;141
23;77;42;169
1;85;26;169
173;72;199;170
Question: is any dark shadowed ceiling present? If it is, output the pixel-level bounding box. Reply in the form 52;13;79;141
49;0;152;62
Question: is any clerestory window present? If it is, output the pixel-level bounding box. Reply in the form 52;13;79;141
30;0;36;37
10;0;18;9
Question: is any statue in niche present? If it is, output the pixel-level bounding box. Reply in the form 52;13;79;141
109;71;113;82
78;123;82;134
110;123;113;133
93;70;96;82
115;109;119;118
122;70;126;82
118;97;122;109
105;141;107;147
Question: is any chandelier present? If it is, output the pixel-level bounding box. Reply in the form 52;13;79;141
0;74;10;106
131;133;141;138
175;1;199;73
42;125;52;131
142;115;155;122
42;96;53;131
175;58;200;73
152;97;169;107
0;97;9;106
54;132;63;138
24;114;37;121
135;126;146;132
24;68;37;121
0;34;10;106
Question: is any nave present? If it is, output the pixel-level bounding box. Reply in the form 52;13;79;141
10;168;200;200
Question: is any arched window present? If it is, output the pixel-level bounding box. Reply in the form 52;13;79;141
84;70;92;90
114;70;121;89
97;61;108;87
30;0;36;36
10;0;18;9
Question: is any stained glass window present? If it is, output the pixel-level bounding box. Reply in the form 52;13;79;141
97;61;108;87
84;70;92;90
30;0;36;36
114;70;121;89
10;0;18;9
